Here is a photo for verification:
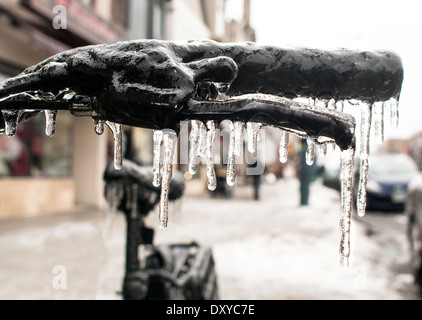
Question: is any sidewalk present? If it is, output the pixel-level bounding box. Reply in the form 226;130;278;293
0;177;408;299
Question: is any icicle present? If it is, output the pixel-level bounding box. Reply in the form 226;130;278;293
357;102;372;217
247;122;262;154
226;121;236;186
306;139;315;166
159;129;177;229
336;100;344;112
94;118;105;135
373;102;384;144
339;147;355;267
106;121;123;170
152;130;163;187
206;121;217;191
327;99;336;110
188;120;201;174
234;121;244;157
198;122;207;158
390;97;399;129
2;110;22;137
279;130;289;163
44;110;57;137
319;143;327;158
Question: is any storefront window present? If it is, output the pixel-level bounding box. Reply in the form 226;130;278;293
0;111;73;178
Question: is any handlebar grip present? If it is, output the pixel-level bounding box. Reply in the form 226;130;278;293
183;41;404;103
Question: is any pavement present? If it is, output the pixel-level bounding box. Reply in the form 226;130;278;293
0;173;417;300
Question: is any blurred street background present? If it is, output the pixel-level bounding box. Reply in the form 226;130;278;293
1;0;422;300
0;174;420;300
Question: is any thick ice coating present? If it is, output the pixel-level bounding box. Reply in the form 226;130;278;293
0;39;405;266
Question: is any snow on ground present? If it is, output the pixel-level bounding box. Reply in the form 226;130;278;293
0;176;407;299
147;178;402;300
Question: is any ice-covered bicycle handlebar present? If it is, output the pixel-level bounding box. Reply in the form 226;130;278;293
0;40;403;150
0;39;405;266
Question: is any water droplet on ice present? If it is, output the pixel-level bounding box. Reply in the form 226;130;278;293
198;122;207;158
94;118;105;135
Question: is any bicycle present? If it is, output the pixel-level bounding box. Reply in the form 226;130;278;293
103;159;219;300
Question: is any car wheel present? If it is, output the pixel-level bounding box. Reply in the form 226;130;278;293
409;217;422;288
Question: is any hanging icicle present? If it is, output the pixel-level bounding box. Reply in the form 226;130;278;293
188;120;201;174
198;122;207;158
234;121;244;157
247;122;262;154
44;110;57;137
373;101;384;145
206;120;217;191
226;121;237;186
319;143;327;158
390;97;399;129
327;99;336;110
279;130;289;163
357;102;372;217
306;139;315;166
336;100;344;112
2;110;23;137
158;130;177;229
152;130;163;187
106;121;123;170
339;147;355;267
